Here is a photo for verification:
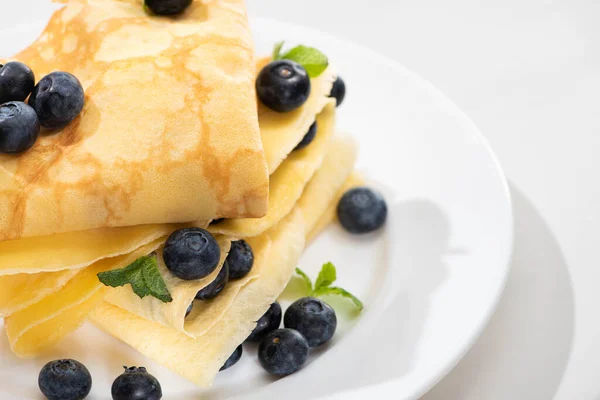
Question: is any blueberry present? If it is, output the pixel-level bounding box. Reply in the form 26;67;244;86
29;71;84;129
329;76;346;107
38;359;92;400
0;61;35;104
256;60;310;113
0;101;40;154
284;297;337;347
163;228;220;280
145;0;192;15
258;328;309;376
246;302;282;342
226;240;254;280
195;261;229;300
220;345;243;371
111;366;162;400
294;121;317;151
337;187;387;234
185;301;193;317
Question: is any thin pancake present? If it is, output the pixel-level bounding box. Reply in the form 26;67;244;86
183;237;269;337
90;209;306;387
0;0;268;241
307;172;364;243
103;236;231;334
210;101;336;238
0;224;173;275
296;134;358;236
4;240;162;357
87;136;358;386
257;58;336;174
0;269;80;317
0;62;335;277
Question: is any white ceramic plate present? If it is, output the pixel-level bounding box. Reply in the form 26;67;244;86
0;7;513;400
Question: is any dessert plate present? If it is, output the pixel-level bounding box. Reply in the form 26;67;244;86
0;8;513;400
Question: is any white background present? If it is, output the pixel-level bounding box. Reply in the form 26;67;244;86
248;1;598;399
0;1;597;399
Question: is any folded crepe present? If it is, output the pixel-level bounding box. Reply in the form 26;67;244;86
0;57;341;355
307;172;364;243
89;135;358;387
104;131;356;336
209;100;336;239
0;0;348;372
0;57;335;276
91;209;305;387
4;236;231;357
0;0;269;241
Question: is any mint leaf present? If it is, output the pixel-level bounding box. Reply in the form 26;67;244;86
294;263;363;311
295;267;313;294
318;286;364;311
142;257;173;302
280;45;329;78
272;41;285;60
98;254;173;303
314;262;336;290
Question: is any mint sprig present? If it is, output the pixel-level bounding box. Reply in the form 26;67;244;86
273;41;329;78
295;262;363;310
98;253;173;303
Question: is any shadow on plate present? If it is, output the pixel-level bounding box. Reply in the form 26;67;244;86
221;198;451;400
421;183;575;400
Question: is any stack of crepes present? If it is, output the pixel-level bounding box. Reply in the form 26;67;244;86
0;0;360;387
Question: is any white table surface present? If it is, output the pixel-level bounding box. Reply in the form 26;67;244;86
1;1;597;399
248;1;599;399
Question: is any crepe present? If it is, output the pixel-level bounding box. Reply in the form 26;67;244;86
0;224;173;275
307;172;364;243
103;236;231;334
0;269;80;317
99;133;355;334
210;101;336;238
0;0;268;241
5;235;231;357
0;62;338;353
88;135;358;386
4;240;163;357
90;209;306;387
256;58;336;174
0;61;335;277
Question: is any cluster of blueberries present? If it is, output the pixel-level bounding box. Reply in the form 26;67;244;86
0;62;85;154
37;193;387;400
161;227;338;377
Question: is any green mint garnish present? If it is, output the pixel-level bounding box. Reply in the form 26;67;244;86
98;253;173;303
295;262;363;310
272;41;329;78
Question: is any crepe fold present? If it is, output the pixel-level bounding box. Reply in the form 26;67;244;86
90;209;306;387
103;236;231;334
4;240;163;357
102;104;347;336
0;0;268;241
88;135;358;386
0;60;335;277
257;58;336;174
0;53;340;356
210;101;337;238
307;172;364;243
